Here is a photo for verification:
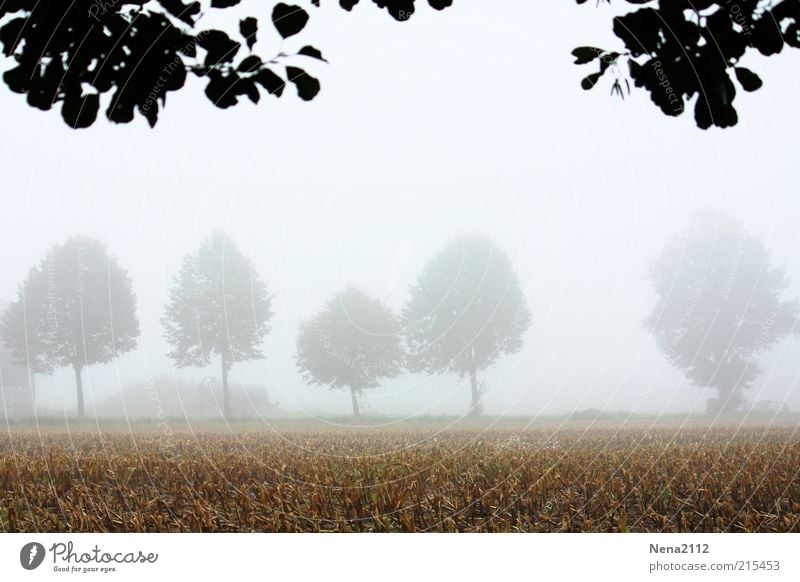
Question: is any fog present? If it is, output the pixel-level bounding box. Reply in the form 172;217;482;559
1;2;799;419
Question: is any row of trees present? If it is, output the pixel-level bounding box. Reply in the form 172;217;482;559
297;234;532;416
2;212;797;418
1;232;531;418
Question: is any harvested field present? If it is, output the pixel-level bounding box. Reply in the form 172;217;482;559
1;421;798;532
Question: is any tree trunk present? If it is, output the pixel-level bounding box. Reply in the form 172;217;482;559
469;366;482;416
221;353;230;420
74;365;84;419
717;385;740;414
350;386;360;417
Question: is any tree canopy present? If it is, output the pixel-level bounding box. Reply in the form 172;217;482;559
0;235;140;417
162;231;273;418
644;209;798;414
574;0;800;129
403;233;532;415
0;1;795;129
296;287;404;416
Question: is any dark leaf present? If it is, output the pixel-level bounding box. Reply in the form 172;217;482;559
0;17;25;57
205;71;240;108
286;66;320;100
751;16;784;56
197;30;241;66
62;93;100;129
581;72;601;90
734;67;762;92
298;45;327;61
140;102;159;128
272;3;310;39
428;0;453;9
255;68;286;97
382;0;415;21
238;55;263;73
240;17;258;50
571;46;601;64
156;0;202;26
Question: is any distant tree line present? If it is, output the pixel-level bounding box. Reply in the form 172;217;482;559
1;211;797;419
0;231;531;418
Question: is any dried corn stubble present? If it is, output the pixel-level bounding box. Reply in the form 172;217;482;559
0;426;797;533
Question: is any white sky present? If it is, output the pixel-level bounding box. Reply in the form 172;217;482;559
1;1;799;417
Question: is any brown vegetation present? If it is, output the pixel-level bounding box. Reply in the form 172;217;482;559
0;424;797;532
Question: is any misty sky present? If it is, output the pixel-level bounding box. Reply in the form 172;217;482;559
1;2;799;417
